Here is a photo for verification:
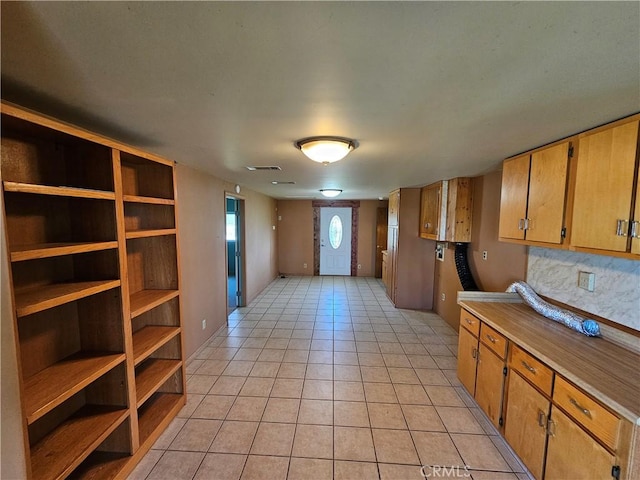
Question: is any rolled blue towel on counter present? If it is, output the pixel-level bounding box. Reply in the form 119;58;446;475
506;281;601;337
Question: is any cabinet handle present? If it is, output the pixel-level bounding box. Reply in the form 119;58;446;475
521;360;537;374
518;219;525;230
425;222;431;229
471;347;478;359
465;318;474;326
616;219;628;237
485;334;497;344
537;409;547;428
524;218;530;230
631;221;639;239
569;397;592;418
547;418;556;437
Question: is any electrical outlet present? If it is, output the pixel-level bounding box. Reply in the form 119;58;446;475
202;319;206;330
441;293;446;301
303;263;307;269
578;271;595;292
482;251;488;260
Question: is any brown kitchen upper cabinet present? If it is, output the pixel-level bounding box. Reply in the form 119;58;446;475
388;189;400;227
571;117;640;255
499;141;571;245
419;178;473;242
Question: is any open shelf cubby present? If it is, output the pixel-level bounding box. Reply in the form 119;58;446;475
137;392;184;447
1;113;114;193
18;290;126;424
27;364;130;480
121;152;174;201
4;192;117;258
11;249;121;317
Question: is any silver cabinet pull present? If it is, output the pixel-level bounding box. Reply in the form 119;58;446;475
569;397;592;418
485;334;497;344
518;219;525;230
547;418;556;437
521;360;536;374
524;218;530;230
465;318;473;325
471;347;478;359
631;221;639;239
537;409;547;428
616;219;628;236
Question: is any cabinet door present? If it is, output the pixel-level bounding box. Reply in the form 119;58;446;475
504;372;549;480
499;155;530;240
572;120;639;252
388;190;400;227
475;344;506;430
545;407;616;480
419;182;442;239
526;143;569;244
632;171;640;255
386;226;398;302
457;326;478;396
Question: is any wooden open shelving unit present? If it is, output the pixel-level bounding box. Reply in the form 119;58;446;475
1;102;186;479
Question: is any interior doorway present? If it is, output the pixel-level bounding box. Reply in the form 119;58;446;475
226;196;245;313
319;207;352;275
375;207;388;278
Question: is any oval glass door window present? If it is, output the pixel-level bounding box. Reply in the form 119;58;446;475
329;215;343;249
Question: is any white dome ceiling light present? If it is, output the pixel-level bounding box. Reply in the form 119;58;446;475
295;137;357;165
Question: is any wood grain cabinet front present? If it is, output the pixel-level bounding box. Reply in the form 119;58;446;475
571;116;640;256
419;178;473;242
457;303;639;480
457;310;508;430
504;371;550;480
499;141;571;245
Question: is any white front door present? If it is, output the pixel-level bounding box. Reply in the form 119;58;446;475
319;207;352;275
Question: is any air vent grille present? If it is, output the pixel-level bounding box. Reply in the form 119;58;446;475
246;166;282;171
271;181;296;185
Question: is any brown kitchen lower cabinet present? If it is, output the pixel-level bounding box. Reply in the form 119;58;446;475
457;323;479;395
457;304;638;480
475;343;507;429
457;311;508;430
504;372;550;480
545;406;616;480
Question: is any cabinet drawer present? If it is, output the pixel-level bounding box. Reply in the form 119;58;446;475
479;323;507;359
509;344;554;396
553;376;620;450
460;310;480;337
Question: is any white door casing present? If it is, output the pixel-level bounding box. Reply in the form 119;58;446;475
319;207;352;275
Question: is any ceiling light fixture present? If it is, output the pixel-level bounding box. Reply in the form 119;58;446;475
295;136;357;165
319;189;343;198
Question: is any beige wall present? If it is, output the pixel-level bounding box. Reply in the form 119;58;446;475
176;165;278;358
434;171;528;329
227;182;279;304
276;199;387;277
276;200;314;275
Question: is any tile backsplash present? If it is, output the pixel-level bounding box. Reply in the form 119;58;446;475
526;247;640;331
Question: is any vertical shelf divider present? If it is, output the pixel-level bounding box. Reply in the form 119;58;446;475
112;149;139;454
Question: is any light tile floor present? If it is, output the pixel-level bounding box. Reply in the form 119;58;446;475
129;276;533;480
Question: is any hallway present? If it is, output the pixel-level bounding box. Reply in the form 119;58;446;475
129;276;530;480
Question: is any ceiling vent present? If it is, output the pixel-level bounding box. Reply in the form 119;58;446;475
271;181;296;185
246;166;282;171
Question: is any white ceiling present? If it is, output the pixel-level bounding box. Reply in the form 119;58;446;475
2;2;639;200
